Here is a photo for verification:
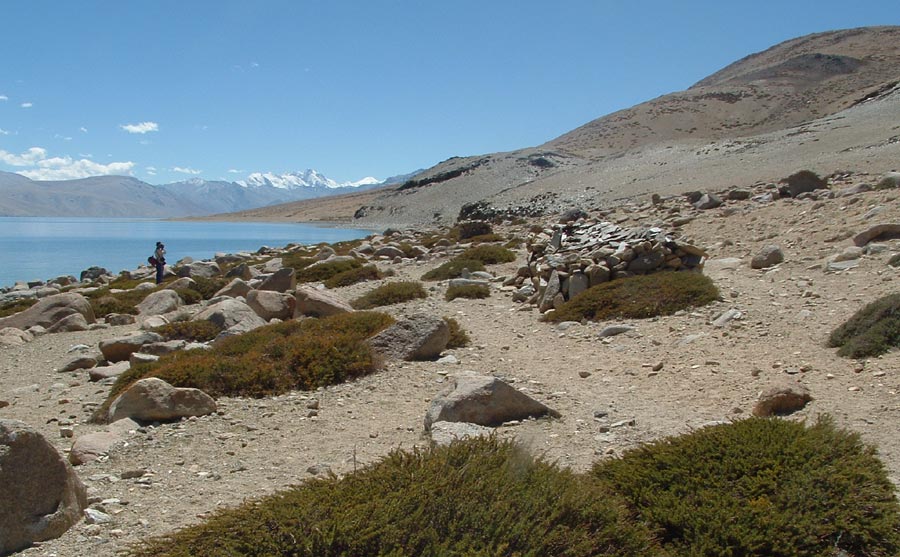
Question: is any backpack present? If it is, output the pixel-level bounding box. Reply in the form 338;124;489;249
148;256;158;266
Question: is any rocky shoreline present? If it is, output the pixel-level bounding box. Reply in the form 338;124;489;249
0;172;899;556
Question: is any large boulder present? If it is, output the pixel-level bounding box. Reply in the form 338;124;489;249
99;331;164;363
424;375;560;430
46;313;90;333
750;245;784;269
214;278;252;299
368;314;449;361
246;290;295;321
294;286;354;318
107;377;216;423
0;419;88;554
258;267;296;293
68;432;120;465
136;289;182;316
79;266;109;282
177;261;221;279
0;293;95;331
225;263;255;281
191;298;266;336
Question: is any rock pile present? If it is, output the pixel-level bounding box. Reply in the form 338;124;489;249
514;220;707;312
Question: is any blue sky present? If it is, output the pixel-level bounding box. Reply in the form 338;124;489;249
0;1;897;184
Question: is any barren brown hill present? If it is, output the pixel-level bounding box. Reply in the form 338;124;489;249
201;26;900;228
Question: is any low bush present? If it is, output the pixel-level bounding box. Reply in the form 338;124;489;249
0;297;37;318
544;272;719;323
95;312;395;421
351;281;427;310
126;438;659;557
173;288;203;305
190;276;230;300
421;258;485;281
153;320;223;343
330;238;365;255
445;283;490;301
454;220;493;240
281;251;317;272
87;287;153;316
323;264;383;288
593;416;900;557
443;317;470;348
296;259;363;283
459;244;516;265
828;293;900;358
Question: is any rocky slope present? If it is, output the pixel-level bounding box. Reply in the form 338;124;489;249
0;172;898;556
213;26;900;227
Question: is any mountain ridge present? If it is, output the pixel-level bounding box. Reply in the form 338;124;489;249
212;26;899;228
0;169;393;218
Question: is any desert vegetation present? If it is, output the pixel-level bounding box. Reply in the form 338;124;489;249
445;283;490;301
828;293;900;358
95;312;395;420
544;271;720;322
421;258;486;281
125;419;900;557
350;281;427;309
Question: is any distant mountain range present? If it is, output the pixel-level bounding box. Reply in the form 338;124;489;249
0;169;417;218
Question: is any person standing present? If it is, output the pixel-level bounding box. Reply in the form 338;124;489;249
153;241;167;284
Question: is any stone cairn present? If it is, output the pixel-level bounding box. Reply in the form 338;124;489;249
511;220;708;312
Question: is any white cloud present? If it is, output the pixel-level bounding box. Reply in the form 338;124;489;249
227;168;243;174
145;166;157;176
0;95;8;101
80;127;88;133
54;134;73;141
173;166;201;175
0;147;48;166
120;121;159;134
0;128;9;135
20;102;33;108
0;146;134;180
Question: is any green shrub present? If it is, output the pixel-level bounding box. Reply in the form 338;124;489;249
191;276;230;300
126;438;659;557
828;293;900;358
445;283;490;301
421;259;486;281
0;297;37;318
297;259;363;283
95;312;395;422
331;238;365;255
324;264;383;288
444;317;470;348
459;244;516;265
593;416;900;557
544;272;719;323
173;288;203;305
351;281;427;310
87;286;154;316
153;320;223;343
504;237;523;249
281;251;318;272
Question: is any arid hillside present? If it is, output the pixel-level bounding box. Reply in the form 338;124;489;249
207;26;900;228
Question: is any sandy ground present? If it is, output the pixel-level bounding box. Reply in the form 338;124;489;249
1;183;899;556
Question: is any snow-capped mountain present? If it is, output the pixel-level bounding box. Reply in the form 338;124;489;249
0;168;396;217
239;169;381;190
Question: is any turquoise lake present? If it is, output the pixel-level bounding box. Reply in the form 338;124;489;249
0;217;373;288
